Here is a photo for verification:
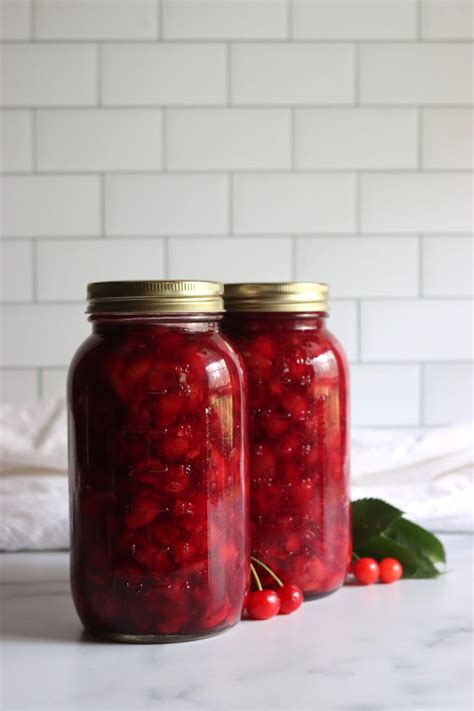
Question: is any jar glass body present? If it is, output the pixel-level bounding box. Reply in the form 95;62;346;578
68;314;249;641
224;312;350;597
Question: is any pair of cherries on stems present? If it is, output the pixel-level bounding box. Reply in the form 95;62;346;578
246;556;304;620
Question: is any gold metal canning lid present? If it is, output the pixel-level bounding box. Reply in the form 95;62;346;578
87;280;224;314
224;282;329;312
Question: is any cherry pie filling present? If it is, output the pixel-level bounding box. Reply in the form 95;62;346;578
224;313;351;597
69;316;248;638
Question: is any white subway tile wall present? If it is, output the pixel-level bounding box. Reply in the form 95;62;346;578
105;174;228;235
37;238;166;301
0;241;33;302
421;108;473;169
162;0;288;39
423;363;474;425
102;44;226;105
422;236;474;296
231;43;355;105
0;1;31;41
295;237;419;297
0;0;472;429
0;369;38;403
233;173;356;233
0;44;98;106
36;109;163;171
168;237;293;282
292;1;418;40
420;0;474;39
0;175;101;237
166;109;291;170
35;0;159;40
41;368;68;400
359;43;473;105
295;108;418;170
0;110;32;171
351;364;421;426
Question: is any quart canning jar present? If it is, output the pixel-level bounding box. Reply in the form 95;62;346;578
68;281;249;642
223;283;350;598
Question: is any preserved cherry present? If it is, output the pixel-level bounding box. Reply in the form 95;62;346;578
224;283;351;598
68;281;249;642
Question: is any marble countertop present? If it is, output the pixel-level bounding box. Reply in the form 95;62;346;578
1;534;472;711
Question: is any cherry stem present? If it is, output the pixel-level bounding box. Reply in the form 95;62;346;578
251;556;284;587
250;563;263;591
351;552;361;562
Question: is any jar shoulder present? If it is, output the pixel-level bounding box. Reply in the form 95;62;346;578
68;328;245;396
67;333;103;393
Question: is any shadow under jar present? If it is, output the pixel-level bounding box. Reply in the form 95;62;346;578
223;283;351;599
68;281;249;642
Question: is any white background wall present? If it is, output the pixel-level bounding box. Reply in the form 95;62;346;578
0;0;473;429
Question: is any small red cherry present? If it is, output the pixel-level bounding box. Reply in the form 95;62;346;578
246;590;281;620
353;557;380;585
379;558;403;584
278;584;304;614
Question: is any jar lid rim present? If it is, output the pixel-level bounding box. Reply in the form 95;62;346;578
87;280;224;314
224;282;329;312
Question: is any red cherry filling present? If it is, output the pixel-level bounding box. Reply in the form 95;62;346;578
69;320;247;639
224;313;350;598
124;493;167;530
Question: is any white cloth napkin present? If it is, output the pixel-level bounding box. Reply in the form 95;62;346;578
0;399;472;550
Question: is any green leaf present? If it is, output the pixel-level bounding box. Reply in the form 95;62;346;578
352;498;403;547
385;517;446;565
407;554;442;579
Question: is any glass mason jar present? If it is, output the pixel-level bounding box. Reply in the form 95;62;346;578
223;283;350;599
68;281;249;642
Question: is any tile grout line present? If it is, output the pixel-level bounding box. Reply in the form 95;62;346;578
2;233;473;241
416;0;422;40
2;168;474;177
226;43;232;106
100;174;106;237
418;234;424;297
417;107;423;169
355;172;361;234
290;107;296;170
31;109;37;171
1;38;472;45
157;0;162;39
354;42;360;106
287;0;293;39
162;109;167;171
163;236;169;278
32;238;38;301
291;236;297;280
30;0;36;40
2;104;473;111
356;299;362;363
96;44;102;106
228;173;233;235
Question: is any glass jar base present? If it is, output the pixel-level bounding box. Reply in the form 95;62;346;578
304;586;341;601
87;623;236;645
